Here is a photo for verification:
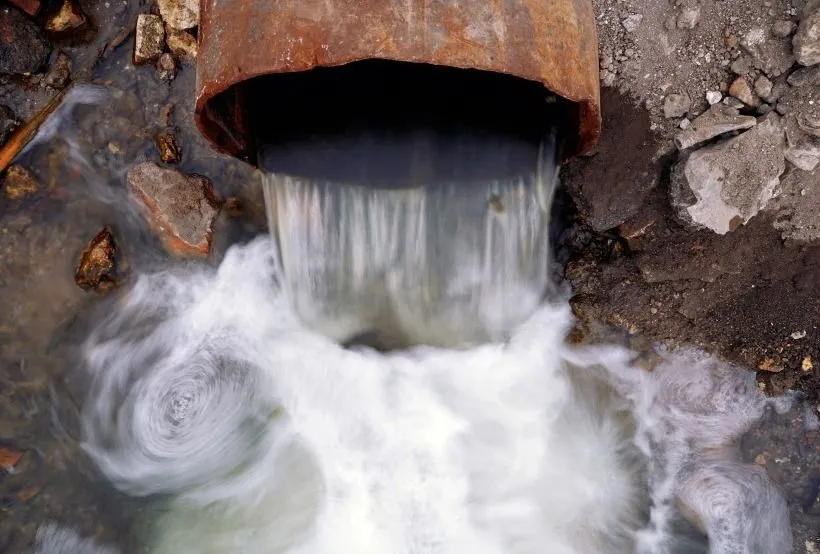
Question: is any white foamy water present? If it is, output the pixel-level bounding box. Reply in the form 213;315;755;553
72;236;793;554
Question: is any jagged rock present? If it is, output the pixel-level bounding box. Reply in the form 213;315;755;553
2;165;39;200
677;6;700;29
165;27;197;61
156;53;176;80
772;20;795;38
127;162;221;256
664;93;691;118
155;131;180;164
0;5;51;75
621;13;642;32
670;114;786;234
134;14;164;64
706;91;723;105
45;0;85;33
787;65;820;86
729;77;759;107
730;56;753;76
75;226;119;292
0;105;19;144
675;104;757;150
740;27;794;77
793;8;820;66
157;0;199;30
44;51;71;88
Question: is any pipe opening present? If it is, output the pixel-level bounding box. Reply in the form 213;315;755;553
200;59;578;179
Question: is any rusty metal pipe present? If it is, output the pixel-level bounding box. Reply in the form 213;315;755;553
195;0;601;164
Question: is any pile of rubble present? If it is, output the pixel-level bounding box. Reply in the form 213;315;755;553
591;0;820;241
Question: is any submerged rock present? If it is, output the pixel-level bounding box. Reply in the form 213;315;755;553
45;0;86;33
157;0;199;30
675;104;757;150
0;5;51;75
75;226;119;293
127;161;220;256
2;165;39;200
156;131;180;164
43;51;71;88
0;105;20;144
670;114;786;234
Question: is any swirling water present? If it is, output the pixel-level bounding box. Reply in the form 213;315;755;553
62;236;793;554
38;128;794;553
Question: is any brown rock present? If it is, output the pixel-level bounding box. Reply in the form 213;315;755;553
165;27;197;61
156;131;180;164
127;161;221;256
0;446;23;469
134;14;165;64
45;0;86;32
8;0;40;16
2;165;39;200
159;103;175;126
156;52;176;80
157;0;199;30
729;77;759;107
43;51;71;88
75;226;119;292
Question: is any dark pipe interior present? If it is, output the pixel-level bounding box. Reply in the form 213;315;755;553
244;60;575;187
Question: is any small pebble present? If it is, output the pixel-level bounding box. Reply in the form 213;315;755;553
706;91;722;105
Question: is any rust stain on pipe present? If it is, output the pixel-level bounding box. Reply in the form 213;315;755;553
195;0;600;162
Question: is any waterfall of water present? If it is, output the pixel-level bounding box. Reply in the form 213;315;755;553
260;129;559;347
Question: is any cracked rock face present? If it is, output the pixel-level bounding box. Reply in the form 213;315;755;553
670;115;786;234
793;7;820;66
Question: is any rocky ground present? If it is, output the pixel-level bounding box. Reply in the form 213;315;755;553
0;0;817;552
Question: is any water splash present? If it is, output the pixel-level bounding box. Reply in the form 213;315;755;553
77;236;792;554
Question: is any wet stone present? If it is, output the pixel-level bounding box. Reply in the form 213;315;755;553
75;227;119;292
0;5;51;75
156;53;176;81
0;105;20;145
43;51;71;89
2;165;39;200
157;0;199;30
165;27;197;61
134;14;165;65
8;0;40;17
156;131;180;164
45;0;86;33
127;161;220;257
0;446;23;470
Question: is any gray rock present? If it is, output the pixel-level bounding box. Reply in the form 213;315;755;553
706;91;723;105
677;6;701;29
730;56;753;76
670;114;786;234
740;28;795;77
754;75;774;99
772;20;795;38
157;0;199;30
664;93;692;119
622;13;643;32
766;81;790;103
0;5;51;75
675;104;757;150
787;65;820;86
793;8;820;66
